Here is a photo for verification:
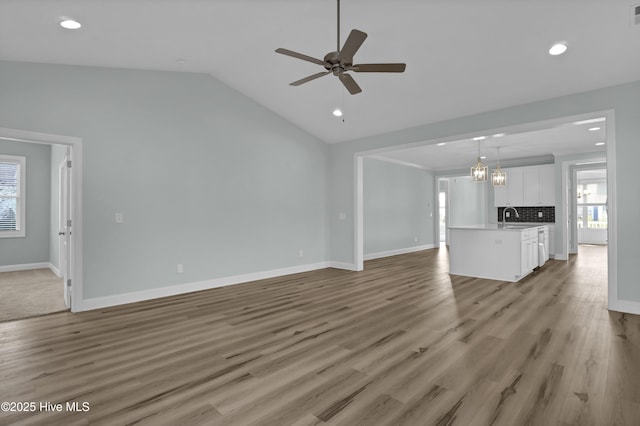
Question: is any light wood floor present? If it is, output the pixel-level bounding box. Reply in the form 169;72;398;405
1;245;638;425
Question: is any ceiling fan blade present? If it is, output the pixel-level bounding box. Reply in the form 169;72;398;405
350;63;406;73
290;71;331;86
338;73;362;95
275;48;327;66
338;29;367;64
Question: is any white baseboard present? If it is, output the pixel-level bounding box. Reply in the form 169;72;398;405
328;262;358;271
364;244;435;261
80;261;330;312
49;263;62;278
0;262;50;273
614;299;640;316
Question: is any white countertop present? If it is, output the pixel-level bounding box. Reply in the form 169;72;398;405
449;224;548;231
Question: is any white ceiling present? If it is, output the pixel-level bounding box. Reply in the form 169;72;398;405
374;118;607;171
1;1;639;145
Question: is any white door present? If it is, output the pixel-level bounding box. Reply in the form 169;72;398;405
58;149;72;308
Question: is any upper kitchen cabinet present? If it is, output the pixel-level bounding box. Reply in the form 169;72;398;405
494;164;555;207
494;167;523;207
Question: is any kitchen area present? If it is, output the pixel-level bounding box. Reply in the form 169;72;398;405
448;163;556;282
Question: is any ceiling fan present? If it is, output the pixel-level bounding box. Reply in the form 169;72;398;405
275;0;406;95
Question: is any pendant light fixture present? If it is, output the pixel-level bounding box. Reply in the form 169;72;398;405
492;146;506;186
470;141;488;182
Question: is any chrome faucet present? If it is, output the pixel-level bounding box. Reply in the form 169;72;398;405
502;206;520;224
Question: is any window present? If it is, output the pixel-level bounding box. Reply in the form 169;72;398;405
576;170;607;230
0;155;26;238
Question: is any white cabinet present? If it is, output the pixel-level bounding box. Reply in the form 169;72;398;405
547;224;555;257
523;167;541;206
520;229;539;275
540;165;556;205
494;164;555;207
523;164;555;206
495;168;523;207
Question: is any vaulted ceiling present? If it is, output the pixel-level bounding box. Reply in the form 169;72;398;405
1;0;639;148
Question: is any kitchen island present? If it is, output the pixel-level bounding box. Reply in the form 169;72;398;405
449;224;548;282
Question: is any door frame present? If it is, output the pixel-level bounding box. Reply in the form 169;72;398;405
0;127;83;312
58;149;72;308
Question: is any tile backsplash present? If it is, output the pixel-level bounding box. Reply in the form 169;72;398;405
497;206;555;223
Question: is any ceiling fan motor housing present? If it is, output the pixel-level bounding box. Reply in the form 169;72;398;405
323;51;349;75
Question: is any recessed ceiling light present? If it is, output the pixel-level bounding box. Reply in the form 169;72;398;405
480;156;487;159
589;127;601;131
472;136;486;141
332;108;343;117
492;133;505;138
595;142;605;146
549;42;567;56
60;18;82;30
437;142;446;146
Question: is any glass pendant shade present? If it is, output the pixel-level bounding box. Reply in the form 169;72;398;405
492;146;506;186
471;158;488;182
492;166;506;186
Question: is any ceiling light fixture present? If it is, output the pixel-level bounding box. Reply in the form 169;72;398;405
549;42;567;56
595;142;605;146
60;18;82;30
471;141;488;182
472;136;486;141
437;142;446;146
492;133;506;138
492;147;506;186
589;127;601;131
332;108;343;117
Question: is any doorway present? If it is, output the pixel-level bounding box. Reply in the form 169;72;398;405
576;168;608;246
0;127;83;314
438;178;448;246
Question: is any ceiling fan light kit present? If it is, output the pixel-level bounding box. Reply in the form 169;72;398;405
275;0;406;95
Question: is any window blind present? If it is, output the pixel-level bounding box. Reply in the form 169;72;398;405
0;161;19;231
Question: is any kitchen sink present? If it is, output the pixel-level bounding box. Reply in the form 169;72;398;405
500;224;536;229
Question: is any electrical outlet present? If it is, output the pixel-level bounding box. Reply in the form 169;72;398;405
538;211;543;218
115;212;124;223
177;264;183;273
414;236;418;243
505;211;510;218
298;250;304;258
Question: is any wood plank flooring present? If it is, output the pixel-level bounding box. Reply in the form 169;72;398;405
1;245;638;425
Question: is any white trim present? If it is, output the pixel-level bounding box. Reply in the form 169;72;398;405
615;300;640;316
49;262;62;278
364;244;435;261
0;262;50;273
329;261;358;271
80;262;330;311
605;113;618;312
368;155;432;171
0;127;83;313
354;155;364;271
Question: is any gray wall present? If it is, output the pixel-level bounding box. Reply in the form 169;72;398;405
0;140;51;266
363;158;434;255
328;80;640;304
49;144;67;273
0;61;328;299
448;176;486;226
